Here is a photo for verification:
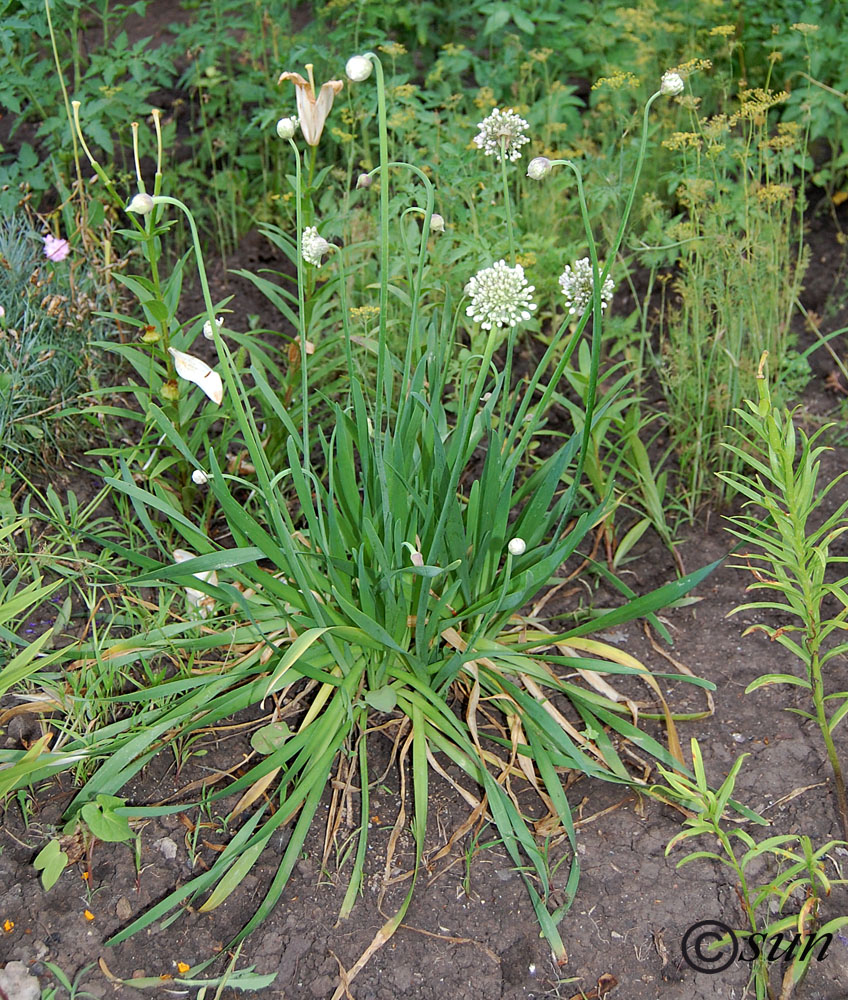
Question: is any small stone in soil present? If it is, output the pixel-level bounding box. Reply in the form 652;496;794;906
0;961;40;1000
154;837;178;860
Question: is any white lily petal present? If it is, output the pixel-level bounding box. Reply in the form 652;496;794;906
168;347;224;405
173;548;218;618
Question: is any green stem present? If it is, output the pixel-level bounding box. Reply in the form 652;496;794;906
44;0;85;238
500;143;516;264
287;138;311;463
369;53;391;430
811;650;848;841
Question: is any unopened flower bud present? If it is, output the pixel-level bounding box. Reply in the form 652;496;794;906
276;116;298;139
660;71;684;96
429;213;445;233
508;537;526;556
356;173;373;189
191;469;209;485
346;55;373;82
127;192;154;215
203;316;224;340
527;156;551;180
161;379;180;401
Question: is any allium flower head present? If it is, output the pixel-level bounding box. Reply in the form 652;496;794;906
473;107;530;163
429;213;445;233
527;156;551;180
345;55;373;82
508;537;526;556
275;116;298;139
126;192;154;215
661;71;685;96
558;258;615;317
464;260;537;330
302;226;332;267
203;316;224;340
43;234;70;262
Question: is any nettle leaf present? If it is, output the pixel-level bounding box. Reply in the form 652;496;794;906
34;839;69;891
80;794;133;842
250;722;292;755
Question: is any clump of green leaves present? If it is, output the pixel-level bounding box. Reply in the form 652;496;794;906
0;214;109;465
719;353;848;842
657;738;848;1000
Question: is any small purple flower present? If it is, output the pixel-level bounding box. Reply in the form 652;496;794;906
43;234;71;262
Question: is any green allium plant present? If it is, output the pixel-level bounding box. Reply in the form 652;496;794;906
2;56;720;992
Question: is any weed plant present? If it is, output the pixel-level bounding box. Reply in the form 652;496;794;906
657;738;848;1000
0;213;110;465
637;62;810;517
719;354;848;843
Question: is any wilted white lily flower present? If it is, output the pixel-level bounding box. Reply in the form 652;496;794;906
508;537;527;556
527;156;551;180
345;54;373;82
126;192;154;215
429;213;445;233
661;71;684;96
278;64;343;146
203;315;224;340
558;258;615;317
473;107;530;163
464;260;537;330
275;116;299;139
302;226;332;267
173;548;218;618
191;469;209;485
168;347;224;405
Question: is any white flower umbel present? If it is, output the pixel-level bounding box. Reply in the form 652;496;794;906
473;107;530;163
302;226;332;267
203;315;224;340
464;260;537;330
168;347;224;405
345;54;373;82
276;116;299;139
558;258;615;317
661;71;684;96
